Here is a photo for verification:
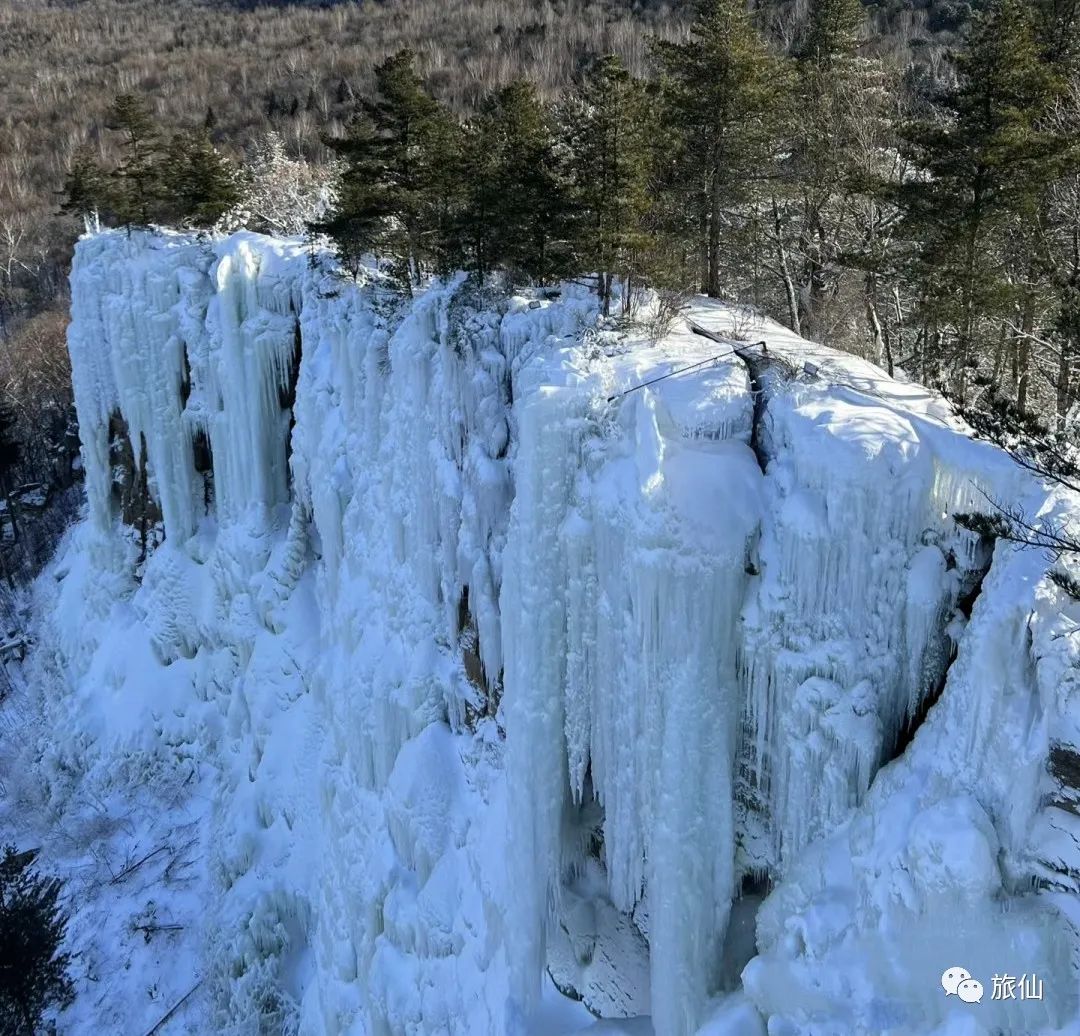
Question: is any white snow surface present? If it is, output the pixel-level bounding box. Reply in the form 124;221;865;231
5;230;1080;1036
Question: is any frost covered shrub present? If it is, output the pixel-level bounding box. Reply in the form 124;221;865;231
0;847;73;1036
219;134;337;238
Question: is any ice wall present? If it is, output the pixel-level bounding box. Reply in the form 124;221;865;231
502;323;762;1034
46;231;1079;1036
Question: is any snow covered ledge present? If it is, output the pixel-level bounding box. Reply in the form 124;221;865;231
31;229;1080;1034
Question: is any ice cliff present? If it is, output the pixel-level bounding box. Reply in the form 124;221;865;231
12;230;1080;1035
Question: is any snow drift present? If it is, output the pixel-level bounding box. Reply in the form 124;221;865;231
14;229;1080;1035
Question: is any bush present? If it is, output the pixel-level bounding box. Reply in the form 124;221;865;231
0;847;74;1036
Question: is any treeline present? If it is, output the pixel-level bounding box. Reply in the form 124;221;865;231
0;0;679;334
0;0;989;339
303;0;1080;434
61;0;1080;435
63;97;241;232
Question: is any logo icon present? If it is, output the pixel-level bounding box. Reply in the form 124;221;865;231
943;966;1043;1004
957;978;984;1004
942;967;971;996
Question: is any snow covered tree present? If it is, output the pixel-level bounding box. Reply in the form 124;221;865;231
0;847;73;1036
652;0;790;298
221;133;336;237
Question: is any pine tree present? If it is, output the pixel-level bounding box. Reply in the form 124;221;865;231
105;93;164;227
496;81;573;284
798;0;863;71
775;0;866;338
161;130;241;229
59;146;109;221
318;117;393;276
652;0;791;298
0;407;19;495
458;81;572;285
562;56;656;315
0;847;73;1036
1032;0;1080;68
317;50;462;284
899;0;1070;399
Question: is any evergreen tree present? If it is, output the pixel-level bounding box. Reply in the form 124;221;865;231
798;0;863;70
1032;0;1080;69
59;146;109;221
161;130;241;228
459;81;572;285
652;0;790;298
562;56;656;315
0;847;73;1036
318;117;393;276
105;93;164;227
899;0;1070;399
0;407;19;495
317;50;461;284
775;0;866;338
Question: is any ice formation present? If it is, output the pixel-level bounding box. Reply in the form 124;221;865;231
11;229;1080;1035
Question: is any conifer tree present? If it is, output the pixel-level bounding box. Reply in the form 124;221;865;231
1032;0;1080;68
0;407;19;496
462;81;573;285
652;0;790;298
59;146;109;221
317;50;461;284
562;56;656;315
899;0;1070;398
799;0;863;71
105;93;164;227
161;131;241;229
0;847;73;1036
775;0;865;338
318;118;391;277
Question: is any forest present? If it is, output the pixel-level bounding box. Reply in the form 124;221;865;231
1;0;1078;551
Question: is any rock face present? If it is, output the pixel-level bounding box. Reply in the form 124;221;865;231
33;229;1080;1035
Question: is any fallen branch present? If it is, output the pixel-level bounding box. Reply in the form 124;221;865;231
142;980;202;1036
109;844;168;885
134;923;185;943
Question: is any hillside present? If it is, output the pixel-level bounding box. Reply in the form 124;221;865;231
0;0;975;328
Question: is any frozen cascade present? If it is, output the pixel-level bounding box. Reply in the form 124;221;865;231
737;369;1021;872
503;333;763;1034
31;232;1078;1036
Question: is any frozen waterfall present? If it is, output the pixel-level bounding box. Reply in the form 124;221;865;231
22;229;1079;1036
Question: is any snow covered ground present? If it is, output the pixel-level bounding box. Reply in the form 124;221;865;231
3;229;1079;1035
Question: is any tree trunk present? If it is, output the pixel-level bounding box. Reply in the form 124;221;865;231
1016;299;1034;411
708;164;722;298
772;198;800;336
865;272;885;369
1058;336;1074;431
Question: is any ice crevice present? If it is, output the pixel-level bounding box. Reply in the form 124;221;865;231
33;232;1080;1035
